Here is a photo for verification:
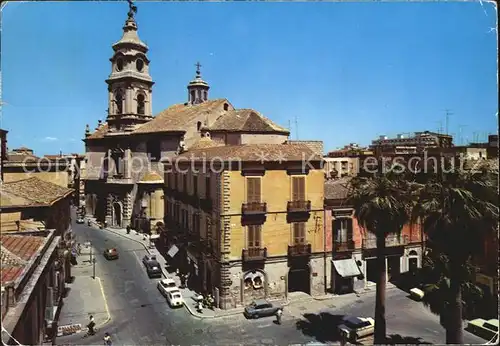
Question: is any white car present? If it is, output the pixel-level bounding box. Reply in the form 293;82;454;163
166;289;184;308
157;278;178;296
338;316;375;342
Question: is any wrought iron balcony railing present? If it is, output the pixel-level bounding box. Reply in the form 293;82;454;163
362;235;408;249
287;200;311;213
242;247;267;261
242;202;267;215
288;243;312;257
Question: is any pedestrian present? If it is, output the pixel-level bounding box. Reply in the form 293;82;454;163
77;243;82;256
87;315;95;335
275;308;283;325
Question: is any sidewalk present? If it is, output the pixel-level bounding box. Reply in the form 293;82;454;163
57;248;111;336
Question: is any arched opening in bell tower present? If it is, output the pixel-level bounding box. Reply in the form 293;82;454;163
137;94;145;114
115;90;124;115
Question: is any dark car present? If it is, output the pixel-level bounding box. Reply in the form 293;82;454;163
103;248;119;260
144;259;162;278
76;218;85;224
244;299;280;319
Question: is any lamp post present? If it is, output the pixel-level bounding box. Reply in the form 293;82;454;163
92;257;96;279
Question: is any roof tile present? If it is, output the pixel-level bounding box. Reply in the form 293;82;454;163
1;177;73;206
324;177;351;200
208;109;289;134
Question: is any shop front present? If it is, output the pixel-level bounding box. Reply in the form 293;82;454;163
332;258;362;294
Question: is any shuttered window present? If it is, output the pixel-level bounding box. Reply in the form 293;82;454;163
183;174;188;192
247;225;261;248
293;222;306;244
334;218;352;242
193;175;198;196
292;176;305;201
246;177;261;203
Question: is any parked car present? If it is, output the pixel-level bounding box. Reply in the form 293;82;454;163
142;254;157;265
243;299;280;319
166;289;184;308
157;278;178;296
103;248;119;260
76;217;85;224
466;318;499;342
144;259;162;278
337;316;375;342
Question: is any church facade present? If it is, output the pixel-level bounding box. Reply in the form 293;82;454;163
83;5;290;230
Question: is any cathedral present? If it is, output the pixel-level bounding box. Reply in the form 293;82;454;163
83;3;290;229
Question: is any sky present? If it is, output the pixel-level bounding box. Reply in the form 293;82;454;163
1;0;498;156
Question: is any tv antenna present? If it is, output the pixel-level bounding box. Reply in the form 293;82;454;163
294;116;299;140
444;109;453;135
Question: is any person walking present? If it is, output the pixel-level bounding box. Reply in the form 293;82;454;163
275;308;283;325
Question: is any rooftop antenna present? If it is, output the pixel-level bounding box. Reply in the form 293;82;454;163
444;109;453;135
294;116;299;140
458;124;467;145
436;121;443;134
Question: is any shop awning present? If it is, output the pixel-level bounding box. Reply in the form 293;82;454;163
332;258;362;278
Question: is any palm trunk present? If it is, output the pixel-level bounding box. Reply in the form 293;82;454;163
446;263;464;344
374;235;387;344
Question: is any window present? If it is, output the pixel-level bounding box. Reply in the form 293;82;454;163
246;177;261;203
193;175;198;196
147;140;161;162
247;225;261;248
291;176;305;201
192;214;197;233
116;58;124;71
205;176;211;199
136;59;144;72
115;90;123;115
293;222;306;244
197;121;202;131
190;90;196;103
137;94;145;114
334;218;353;242
183;174;188;192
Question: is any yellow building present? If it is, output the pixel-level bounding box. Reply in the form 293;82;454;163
163;140;325;309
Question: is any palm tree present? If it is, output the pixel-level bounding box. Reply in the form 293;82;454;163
348;173;415;343
412;161;498;344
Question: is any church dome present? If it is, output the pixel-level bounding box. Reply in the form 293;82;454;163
139;171;164;184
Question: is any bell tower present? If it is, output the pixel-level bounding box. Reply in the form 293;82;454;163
105;0;154;132
187;62;210;105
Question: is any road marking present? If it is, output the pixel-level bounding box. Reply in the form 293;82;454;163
96;276;111;327
256;323;273;329
425;327;439;334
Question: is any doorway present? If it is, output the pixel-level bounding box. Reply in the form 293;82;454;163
365;258;377;283
288;266;311;294
112;202;122;228
387;256;401;281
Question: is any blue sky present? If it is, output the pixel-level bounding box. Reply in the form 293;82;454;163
1;1;497;155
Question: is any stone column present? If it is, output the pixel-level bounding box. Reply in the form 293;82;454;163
126;86;134;114
147;89;153;116
124;148;131;179
105;194;113;226
122;192;132;227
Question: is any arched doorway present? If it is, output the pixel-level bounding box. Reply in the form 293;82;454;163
288;265;311;294
112;202;122;228
408;250;419;273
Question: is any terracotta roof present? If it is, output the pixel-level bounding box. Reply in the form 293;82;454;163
324;177;351;200
86;123;110;140
1;177;73;206
189;137;225;150
175;143;322;163
287;140;323;155
0;191;34;208
0;234;46;283
134;99;231;134
208;109;289;134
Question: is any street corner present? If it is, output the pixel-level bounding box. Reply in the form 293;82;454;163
58;274;111;329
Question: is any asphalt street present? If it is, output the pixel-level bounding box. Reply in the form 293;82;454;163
56;213;486;345
56;216;321;346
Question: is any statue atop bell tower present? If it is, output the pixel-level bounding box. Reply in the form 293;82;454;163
105;0;154;132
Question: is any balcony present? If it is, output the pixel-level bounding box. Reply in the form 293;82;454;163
287;200;311;213
361;235;408;258
106;173;134;185
333;240;355;252
288;243;312;257
242;202;267;215
242;247;267;262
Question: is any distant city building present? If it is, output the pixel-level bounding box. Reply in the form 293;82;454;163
370;131;453;156
324;144;373;179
